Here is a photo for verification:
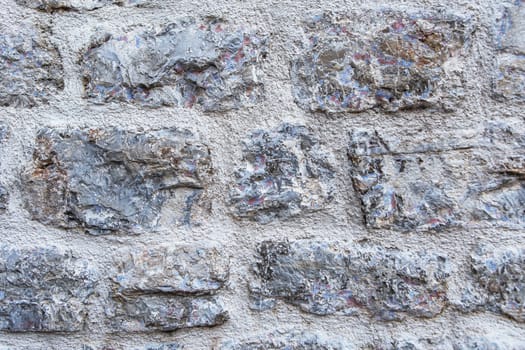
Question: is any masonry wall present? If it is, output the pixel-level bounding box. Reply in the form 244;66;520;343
0;0;524;349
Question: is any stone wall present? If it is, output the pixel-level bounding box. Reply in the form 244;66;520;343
0;0;524;348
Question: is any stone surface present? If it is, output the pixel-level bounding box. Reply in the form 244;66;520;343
112;245;229;295
348;122;525;231
229;124;335;223
22;128;212;235
83;345;181;350
16;0;146;11
372;336;525;350
250;240;449;320
0;246;98;332
81;19;267;111
108;245;229;332
291;10;471;113
0;24;64;107
494;2;525;101
0;122;8;213
455;246;525;322
221;331;354;349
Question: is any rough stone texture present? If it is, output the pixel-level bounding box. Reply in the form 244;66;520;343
455;246;525;322
81;19;267;111
0;246;98;332
229;124;335;223
16;0;146;11
250;240;449;320
0;122;8;213
107;246;229;332
348;122;525;231
22;128;212;235
0;24;64;107
372;336;525;349
83;345;181;350
221;331;354;349
291;10;471;113
494;1;525;100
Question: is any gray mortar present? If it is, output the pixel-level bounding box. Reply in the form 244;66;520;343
0;0;524;349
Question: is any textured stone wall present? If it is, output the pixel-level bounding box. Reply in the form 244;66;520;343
0;0;524;348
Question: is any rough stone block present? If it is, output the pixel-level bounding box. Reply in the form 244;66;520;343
494;2;525;100
348;122;525;231
0;24;64;107
22;128;212;235
81;19;267;111
0;246;98;332
16;0;146;11
229;124;335;223
108;245;229;332
291;10;471;113
456;246;525;322
0;123;8;213
250;240;448;320
221;331;354;349
373;336;525;350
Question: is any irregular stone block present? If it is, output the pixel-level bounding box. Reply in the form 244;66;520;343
494;2;525;100
291;10;471;113
0;24;64;107
229;124;336;223
16;0;146;11
22;128;212;235
348;122;525;231
456;246;525;322
108;245;229;332
108;295;227;332
112;246;229;295
250;240;449;320
81;19;267;111
373;336;525;350
0;246;98;332
221;330;354;350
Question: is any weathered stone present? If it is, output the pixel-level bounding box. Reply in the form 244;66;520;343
112;246;229;295
454;337;525;350
0;24;64;107
81;19;267;111
0;246;98;332
348;122;525;231
22;128;212;235
16;0;146;11
0;123;8;213
372;336;525;350
456;246;525;322
221;331;354;349
108;245;229;332
82;343;181;350
229;124;335;223
250;240;449;320
494;2;525;100
291;10;471;113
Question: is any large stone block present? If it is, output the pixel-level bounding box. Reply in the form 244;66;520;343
108;245;229;332
16;0;146;11
291;10;471;113
22;128;212;235
221;331;354;350
348;122;525;231
494;2;525;100
0;24;64;107
229;124;336;223
0;246;98;332
81;19;267;111
250;240;449;320
455;246;525;322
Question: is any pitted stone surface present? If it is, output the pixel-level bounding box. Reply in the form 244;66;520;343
0;24;64;107
494;2;525;100
0;123;8;213
291;10;471;113
22;128;212;235
373;336;525;350
0;246;98;332
250;240;449;320
229;124;335;223
16;0;146;11
455;246;525;322
112;246;229;295
221;331;354;349
81;19;267;111
83;345;181;350
108;245;229;332
348;122;525;231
